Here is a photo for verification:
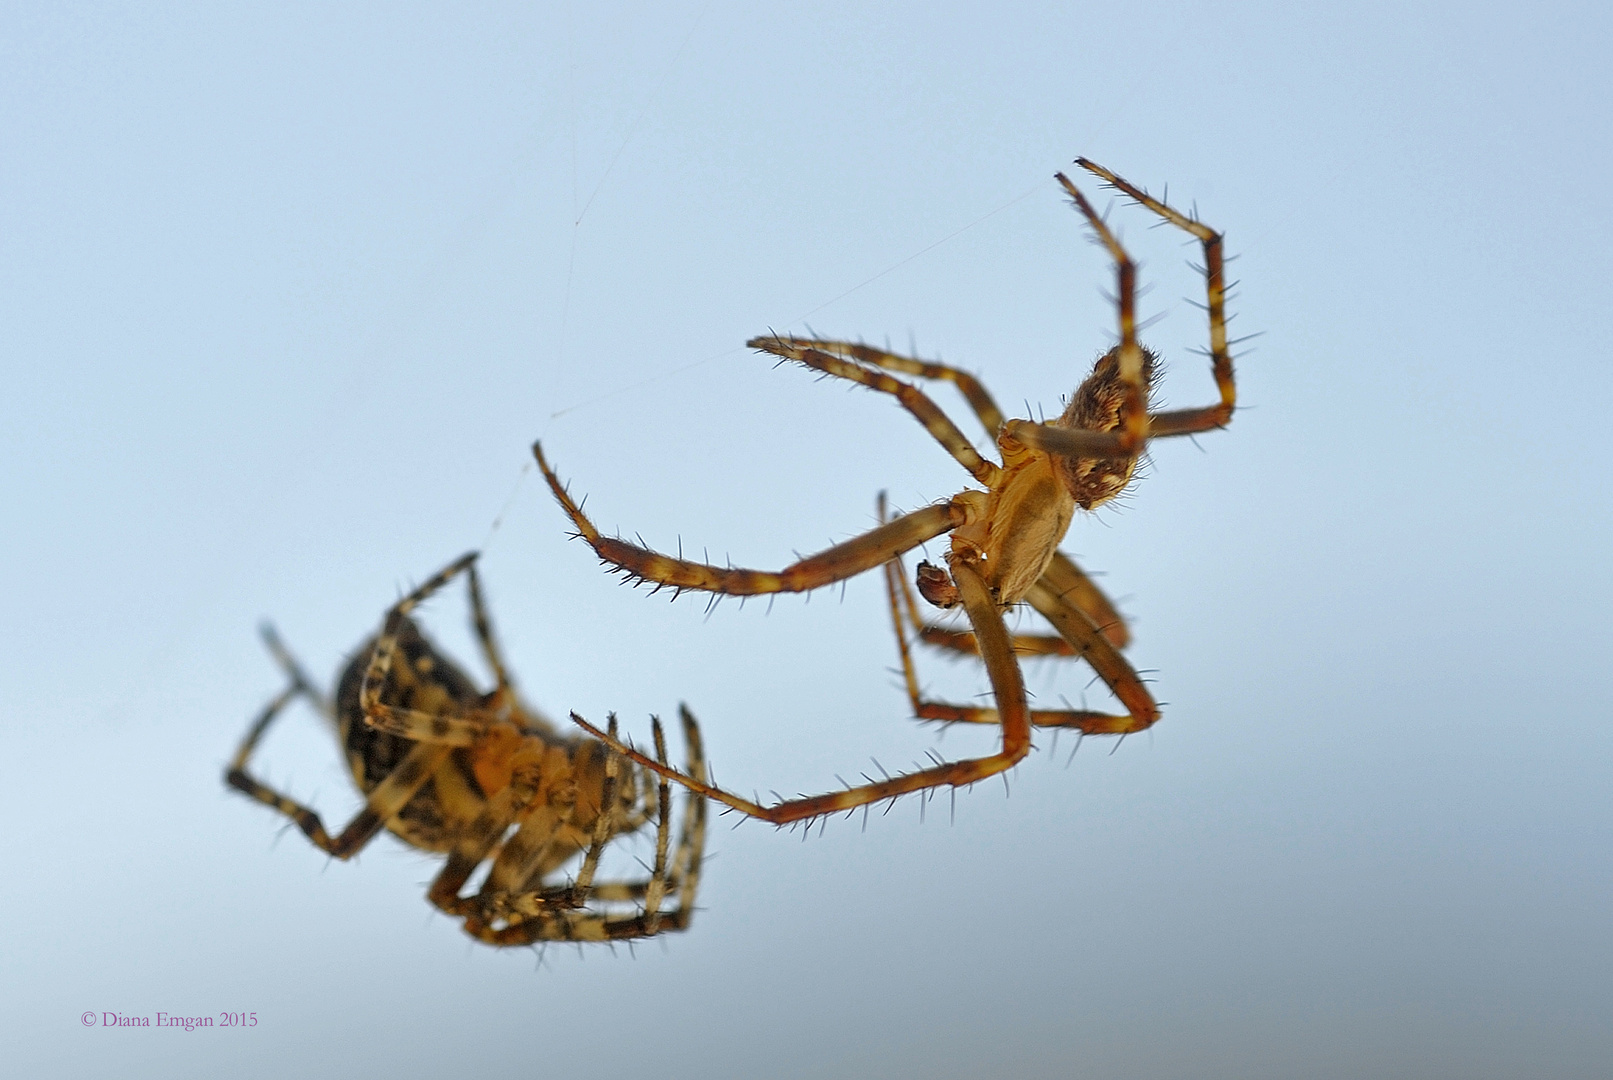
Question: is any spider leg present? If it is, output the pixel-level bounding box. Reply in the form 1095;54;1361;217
465;559;521;712
874;492;1085;659
882;551;1118;730
424;784;523;917
1073;157;1235;438
755;337;1008;442
464;709;707;945
227;624;456;856
592;717;675;935
1041;551;1130;649
568;551;1030;826
998;173;1150;463
227;728;451;858
563;717;628;906
1024;578;1159;733
747;336;1002;488
880;543;1131;732
359;552;481;731
257;623;335;723
536;441;971;596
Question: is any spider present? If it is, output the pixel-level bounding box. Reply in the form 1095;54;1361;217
225;552;707;945
533;158;1237;826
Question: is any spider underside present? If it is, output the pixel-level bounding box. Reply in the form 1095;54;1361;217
535;158;1238;826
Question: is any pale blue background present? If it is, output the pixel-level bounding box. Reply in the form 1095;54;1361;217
4;2;1610;1077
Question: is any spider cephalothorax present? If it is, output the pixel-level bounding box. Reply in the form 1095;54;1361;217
914;342;1160;612
535;158;1238;827
226;553;707;945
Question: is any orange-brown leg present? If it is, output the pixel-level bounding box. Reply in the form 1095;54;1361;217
866;492;1155;734
535;440;970;597
1000;171;1150;462
752;337;1007;442
1040;551;1130;650
1023;579;1160;734
747;336;1001;487
569;551;1032;826
465;710;708;945
1073;157;1235;438
882;546;1141;733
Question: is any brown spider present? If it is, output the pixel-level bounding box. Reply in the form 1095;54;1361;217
225;552;707;945
533;158;1236;826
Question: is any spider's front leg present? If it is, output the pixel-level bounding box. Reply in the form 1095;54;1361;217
534;441;973;598
1005;161;1236;465
1074;157;1235;438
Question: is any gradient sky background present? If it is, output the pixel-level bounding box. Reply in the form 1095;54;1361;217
5;2;1611;1077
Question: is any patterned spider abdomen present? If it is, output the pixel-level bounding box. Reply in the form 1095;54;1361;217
1052;346;1158;510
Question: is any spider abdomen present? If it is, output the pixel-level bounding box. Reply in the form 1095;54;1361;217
1051;345;1158;509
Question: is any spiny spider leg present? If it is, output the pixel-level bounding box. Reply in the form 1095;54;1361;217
1007;160;1235;460
745;337;1001;487
781;339;1010;437
571;553;1030;826
535;440;969;596
1001;174;1150;462
877;495;1141;732
1074;156;1234;437
469;710;707;944
226;681;453;857
561;707;705;906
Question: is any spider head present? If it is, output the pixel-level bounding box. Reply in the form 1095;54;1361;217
1053;345;1157;509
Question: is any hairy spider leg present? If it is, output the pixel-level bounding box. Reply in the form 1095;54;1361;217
999;174;1150;463
571;553;1030;826
1005;162;1235;461
1074;157;1234;437
535;440;969;596
787;339;1134;647
875;494;1150;732
744;337;1002;487
469;709;708;944
226;629;455;858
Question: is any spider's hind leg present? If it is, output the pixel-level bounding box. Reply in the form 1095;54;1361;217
875;495;1131;735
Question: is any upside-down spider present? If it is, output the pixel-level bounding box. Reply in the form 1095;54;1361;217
534;158;1238;826
225;553;707;945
